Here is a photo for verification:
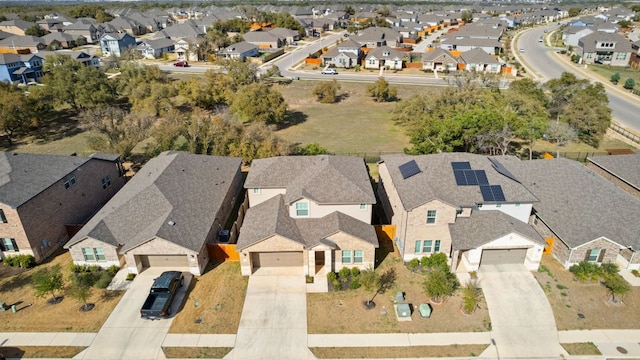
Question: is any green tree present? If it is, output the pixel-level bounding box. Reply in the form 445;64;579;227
67;4;113;22
423;266;459;303
31;264;65;303
68;280;94;311
568;8;582;17
292;143;330;155
461;10;473;23
0;82;34;146
42;54;83;110
603;274;631;303
610;72;621;85
506;79;550;159
82;107;153;159
367;77;397;102
178;71;232;110
312;80;341;103
546;121;578;158
24;24;48;37
220;59;258;90
624;78;636;90
345;6;356;15
617;20;632;29
228;122;289;164
230;83;287;125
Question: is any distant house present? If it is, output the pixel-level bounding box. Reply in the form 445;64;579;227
65;152;243;276
322;38;362;68
458;48;501;73
0;152;125;263
353;27;402;48
268;27;300;44
0;53;44;84
0;20;36;36
137;37;175;59
586;152;640;199
364;45;404;70
41;32;86;50
217;41;259;61
563;26;595;47
63;19;101;43
577;31;632;66
242;31;284;49
100;32;136;58
0;35;46;53
39;50;100;67
422;48;459;72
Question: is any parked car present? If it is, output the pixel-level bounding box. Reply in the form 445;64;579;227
173;61;189;67
140;271;183;320
321;68;338;75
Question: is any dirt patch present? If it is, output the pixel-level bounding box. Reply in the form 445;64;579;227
310;345;488;358
0;346;86;358
561;342;602;355
533;255;640;330
0;252;124;332
308;243;490;334
169;261;248;334
162;347;232;359
0;263;28;278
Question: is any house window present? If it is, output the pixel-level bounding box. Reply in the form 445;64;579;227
82;248;95;261
354;250;363;264
422;240;433;253
101;176;111;190
515;203;521;207
1;238;18;251
253;188;261;194
63;173;77;189
616;52;627;60
0;209;6;223
588;248;600;262
359;203;366;210
95;248;106;261
341;250;352;263
434;240;441;252
426;210;437;224
296;202;309;217
496;203;502;208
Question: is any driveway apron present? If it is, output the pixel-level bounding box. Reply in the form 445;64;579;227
75;268;191;360
226;275;314;360
479;264;567;359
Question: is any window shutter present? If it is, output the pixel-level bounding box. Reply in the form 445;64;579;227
415;240;421;253
597;249;606;262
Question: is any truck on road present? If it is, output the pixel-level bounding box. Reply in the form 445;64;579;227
140;271;184;320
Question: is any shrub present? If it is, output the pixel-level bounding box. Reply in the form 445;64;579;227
610;72;621;84
422;253;449;270
18;255;35;268
631;269;640;277
423;266;459;303
327;272;337;282
601;262;619;275
332;278;341;290
624;78;636;90
350;267;360;277
407;258;420;270
349;278;361;289
69;263;86;273
462;280;482;314
126;273;136;281
95;273;113;289
72;271;100;287
89;265;101;272
569;261;601;282
107;265;120;276
339;267;351;279
420;256;430;267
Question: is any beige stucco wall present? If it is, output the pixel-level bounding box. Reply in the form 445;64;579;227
290;197;372;224
124;237;203;275
247;187;286;207
68;237;122;268
9;159;124;262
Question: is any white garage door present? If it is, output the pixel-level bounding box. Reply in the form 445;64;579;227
480;249;527;266
252;252;303;268
139;255;189;268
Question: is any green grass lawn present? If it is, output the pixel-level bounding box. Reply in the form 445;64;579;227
588;64;640;90
274;81;430;155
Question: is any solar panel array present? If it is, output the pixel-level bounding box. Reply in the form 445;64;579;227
399;160;421;180
451;161;507;203
453;169;489;186
479;185;506;202
488;157;520;183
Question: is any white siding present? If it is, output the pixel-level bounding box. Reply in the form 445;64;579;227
478;203;532;223
247;187;286;207
289;197;372;224
461;233;543;271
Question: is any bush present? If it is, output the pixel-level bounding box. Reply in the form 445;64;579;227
462;280;482;314
569;261;601;282
422;253;449;270
126;273;136;281
72;271;100;287
601;262;619;275
350;267;360;277
349;278;361;289
69;263;86;273
89;265;101;272
610;72;621;84
327;272;337;281
95;272;113;289
338;267;351;279
407;258;420;270
624;78;636;90
3;255;35;268
107;265;120;276
332;278;341;290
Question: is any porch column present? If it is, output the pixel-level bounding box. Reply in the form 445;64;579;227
325;250;332;273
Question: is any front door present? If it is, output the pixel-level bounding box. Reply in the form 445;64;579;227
315;251;325;274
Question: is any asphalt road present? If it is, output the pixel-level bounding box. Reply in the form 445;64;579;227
517;26;640;133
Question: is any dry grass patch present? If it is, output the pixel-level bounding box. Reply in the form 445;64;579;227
0;346;86;358
162;347;232;358
169;261;248;334
0;252;123;332
533;255;640;330
561;342;602;355
310;344;488;358
308;242;491;334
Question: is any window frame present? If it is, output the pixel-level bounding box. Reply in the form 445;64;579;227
359;203;366;210
82;247;95;261
63;173;77;189
422;240;433;253
1;238;18;251
0;209;6;223
426;210;437;225
434;240;441;253
353;250;363;264
101;176;111;190
295;201;309;217
341;250;352;264
253;188;261;194
588;248;600;262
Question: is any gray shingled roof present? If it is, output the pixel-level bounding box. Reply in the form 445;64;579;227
245;155;376;205
236;194;378;250
0;152;113;208
578;31;633;53
587;152;640;190
65;151;242;253
449;210;544;250
380;153;538;211
499;157;640;249
459;47;500;64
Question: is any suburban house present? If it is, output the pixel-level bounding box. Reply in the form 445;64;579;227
63;19;101;43
41;32;86;50
217;41;259;61
237;156;378;278
577;31;632;66
268;27;300;44
321;38;362;68
99;32;136;58
422;48;459;72
0;152;125;263
364;45;405;70
500;157;640;270
0;53;44;84
173;38;198;62
586;152;640;199
563;26;595;47
38;50;100;67
137;37;175;59
353;27;402;48
377;153;544;272
458;48;501;73
65;152;243;276
242;30;284;49
0;20;36;36
0;35;46;53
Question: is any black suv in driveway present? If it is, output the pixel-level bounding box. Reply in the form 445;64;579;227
140;271;184;320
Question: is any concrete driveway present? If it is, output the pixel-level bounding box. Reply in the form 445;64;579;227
479;264;567;359
225;275;314;360
75;268;191;360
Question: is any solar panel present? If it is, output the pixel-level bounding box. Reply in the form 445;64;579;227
399;160;421;180
480;185;494;201
490;185;506;201
451;162;471;170
464;169;479;185
454;170;467;185
488;157;520;183
475;170;489;185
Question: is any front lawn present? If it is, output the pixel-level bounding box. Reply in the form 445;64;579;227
0;252;124;332
310;345;489;358
588;64;640;91
307;240;491;334
533;255;640;330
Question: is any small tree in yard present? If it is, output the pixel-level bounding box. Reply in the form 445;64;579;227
68;281;94;311
367;77;397;102
312;80;341;104
31;264;65;304
603;274;631;303
610;72;620;85
624;78;636;90
423;266;459;304
360;267;380;308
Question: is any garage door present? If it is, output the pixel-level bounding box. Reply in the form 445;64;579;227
480;249;527;266
252;252;303;268
139;255;189;268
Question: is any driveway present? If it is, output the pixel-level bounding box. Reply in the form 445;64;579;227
75;268;191;360
225;275;314;360
479;264;567;359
